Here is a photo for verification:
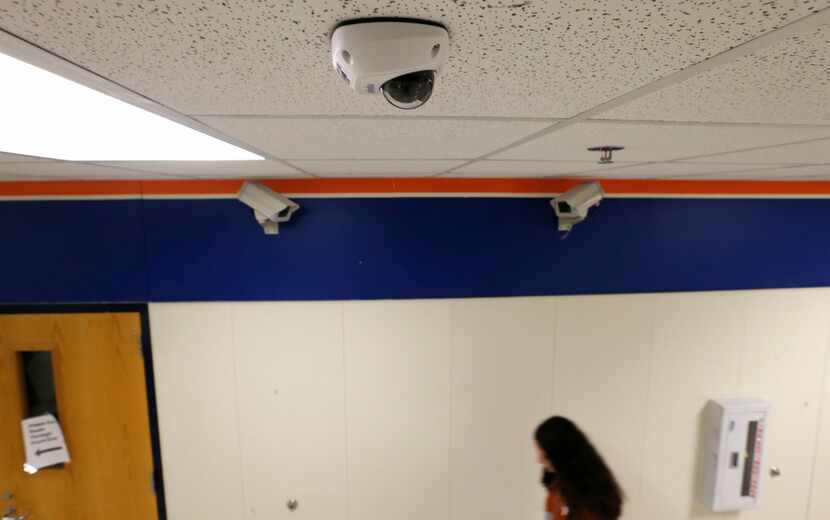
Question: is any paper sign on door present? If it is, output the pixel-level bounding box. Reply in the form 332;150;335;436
21;414;70;472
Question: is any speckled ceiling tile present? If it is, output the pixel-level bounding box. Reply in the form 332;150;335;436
1;1;828;117
604;23;830;124
451;159;795;178
0;161;184;179
197;116;549;159
96;160;304;177
289;159;465;176
0;151;53;162
449;159;610;177
667;163;830;178
692;136;830;163
493;120;830;162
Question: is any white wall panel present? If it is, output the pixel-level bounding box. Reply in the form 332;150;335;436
149;303;243;520
450;298;556;520
642;292;747;520
343;301;452;520
232;303;347;520
149;289;830;520
553;294;655;520
809;309;830;520
739;290;830;520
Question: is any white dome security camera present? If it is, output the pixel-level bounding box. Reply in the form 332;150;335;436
331;18;450;110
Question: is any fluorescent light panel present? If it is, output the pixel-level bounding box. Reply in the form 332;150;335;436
0;51;262;161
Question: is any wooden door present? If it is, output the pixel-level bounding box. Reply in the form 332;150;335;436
0;312;159;519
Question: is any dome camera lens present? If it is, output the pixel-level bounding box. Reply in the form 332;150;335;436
381;70;435;110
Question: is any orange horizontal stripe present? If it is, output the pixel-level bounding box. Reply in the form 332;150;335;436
2;178;830;197
141;179;245;195
603;179;830;196
140;178;585;195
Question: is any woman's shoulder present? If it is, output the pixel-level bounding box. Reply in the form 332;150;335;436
546;485;570;519
547;486;611;520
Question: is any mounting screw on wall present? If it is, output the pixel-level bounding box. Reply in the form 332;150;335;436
287;499;299;511
588;145;624;164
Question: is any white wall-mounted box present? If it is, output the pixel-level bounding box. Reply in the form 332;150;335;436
702;399;770;512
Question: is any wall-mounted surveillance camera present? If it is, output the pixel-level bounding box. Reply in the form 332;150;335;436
237;181;299;235
551;181;605;232
331;18;450;110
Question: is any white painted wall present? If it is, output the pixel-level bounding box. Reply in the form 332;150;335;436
149;289;830;520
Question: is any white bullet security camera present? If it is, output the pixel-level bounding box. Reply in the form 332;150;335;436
331;18;450;109
551;181;605;232
237;181;299;235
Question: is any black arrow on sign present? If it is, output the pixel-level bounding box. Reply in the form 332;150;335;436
36;447;62;456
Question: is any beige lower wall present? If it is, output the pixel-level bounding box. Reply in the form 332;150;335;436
149;289;830;520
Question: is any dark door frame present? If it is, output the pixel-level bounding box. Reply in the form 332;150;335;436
0;303;167;520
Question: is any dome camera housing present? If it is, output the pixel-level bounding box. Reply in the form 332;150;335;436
331;18;449;110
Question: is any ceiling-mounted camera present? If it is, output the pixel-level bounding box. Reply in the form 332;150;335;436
331;18;449;110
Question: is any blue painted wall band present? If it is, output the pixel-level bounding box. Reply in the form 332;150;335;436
1;197;828;303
